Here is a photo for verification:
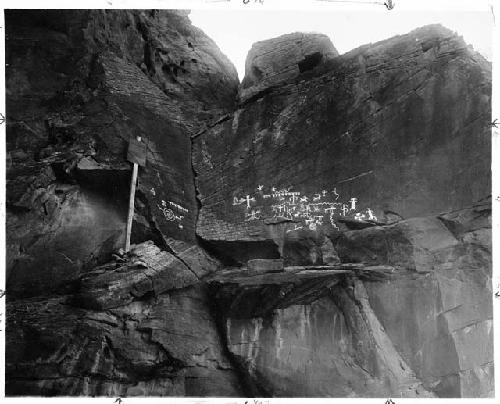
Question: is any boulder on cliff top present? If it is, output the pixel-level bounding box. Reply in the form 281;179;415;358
240;32;338;102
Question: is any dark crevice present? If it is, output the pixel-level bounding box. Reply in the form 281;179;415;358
298;52;323;73
133;189;169;250
206;286;269;397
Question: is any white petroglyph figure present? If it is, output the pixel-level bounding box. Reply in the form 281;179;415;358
314;216;324;225
169;201;189;213
330;215;339;230
245;195;256;208
350;197;357;210
245;209;261;221
325;204;336;214
354;212;366;221
158;204;175;221
233;196;246;205
366;208;377;221
232;183;375;231
150;187;156;196
286;224;304;233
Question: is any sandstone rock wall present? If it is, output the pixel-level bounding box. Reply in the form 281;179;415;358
6;9;239;296
210;200;492;397
193;25;491;263
5;11;493;398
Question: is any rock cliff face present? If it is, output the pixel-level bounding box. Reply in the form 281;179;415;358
192;24;491;262
207;199;492;397
5;11;493;398
6;9;238;296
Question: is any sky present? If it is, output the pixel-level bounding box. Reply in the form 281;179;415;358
190;8;493;81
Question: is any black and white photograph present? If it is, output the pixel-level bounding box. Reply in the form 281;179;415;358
1;0;497;399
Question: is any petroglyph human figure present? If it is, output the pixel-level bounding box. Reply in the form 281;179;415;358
350;198;358;210
341;204;349;216
245;195;256;209
366;208;377;221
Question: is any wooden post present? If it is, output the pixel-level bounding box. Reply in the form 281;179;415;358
125;136;141;253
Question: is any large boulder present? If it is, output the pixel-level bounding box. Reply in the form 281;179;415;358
240;32;338;102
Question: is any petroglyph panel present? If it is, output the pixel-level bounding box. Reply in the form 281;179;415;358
232;185;376;231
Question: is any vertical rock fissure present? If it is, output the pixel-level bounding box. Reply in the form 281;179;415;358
207;296;269;397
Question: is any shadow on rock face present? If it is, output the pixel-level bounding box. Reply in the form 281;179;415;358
7;185;128;298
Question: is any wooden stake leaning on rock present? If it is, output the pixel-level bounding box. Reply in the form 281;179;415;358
125;135;147;253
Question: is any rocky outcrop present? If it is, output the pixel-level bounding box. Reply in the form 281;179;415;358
71;241;217;310
6;10;238;296
240;32;338;102
6;285;244;396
